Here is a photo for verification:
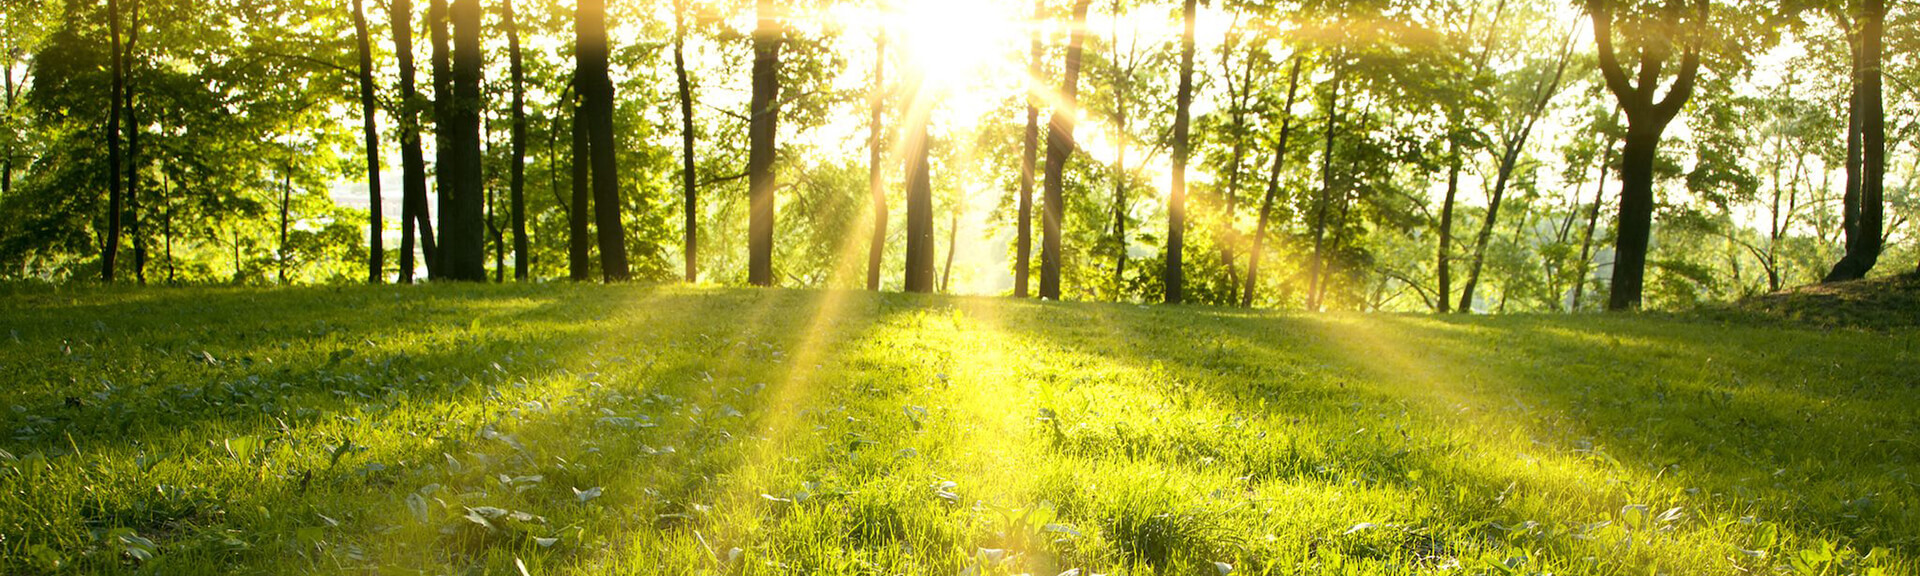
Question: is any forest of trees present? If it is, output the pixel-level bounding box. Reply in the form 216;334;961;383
0;0;1913;312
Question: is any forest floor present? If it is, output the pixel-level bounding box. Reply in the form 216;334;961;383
1721;271;1920;331
2;283;1916;575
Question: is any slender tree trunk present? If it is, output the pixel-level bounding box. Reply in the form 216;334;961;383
746;0;780;286
574;0;628;281
353;0;386;283
124;0;144;284
902;73;935;293
441;0;486;280
1436;143;1460;312
676;0;699;283
103;0;124;281
1243;57;1302;308
1306;64;1343;311
866;25;886;291
1111;81;1128;296
1824;0;1885;282
430;0;453;276
279;168;291;283
568;83;592;280
1039;0;1091;300
1016;0;1042;298
1572;112;1616;310
940;205;959;293
160;162;173;282
1163;0;1197;304
3;63;15;199
1216;41;1255;304
505;0;529;281
393;0;435;283
1609;127;1661;309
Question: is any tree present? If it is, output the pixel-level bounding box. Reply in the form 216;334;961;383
1040;0;1092;300
392;0;436;283
1305;61;1343;311
575;0;628;281
439;0;486;281
1016;0;1042;298
1163;0;1196;304
902;72;934;293
505;0;528;281
103;0;125;281
352;0;385;283
1822;0;1886;282
121;0;145;283
865;13;887;291
1456;18;1577;312
430;0;453;276
1590;0;1707;310
675;0;699;283
1243;55;1302;307
746;0;780;286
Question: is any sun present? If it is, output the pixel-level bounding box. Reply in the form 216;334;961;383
885;0;1025;94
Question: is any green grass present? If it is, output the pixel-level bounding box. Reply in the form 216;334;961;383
2;283;1916;575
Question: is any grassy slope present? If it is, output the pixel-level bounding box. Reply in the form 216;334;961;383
1;284;1915;575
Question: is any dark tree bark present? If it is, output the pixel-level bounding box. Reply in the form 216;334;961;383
103;0;124;281
505;0;529;281
1591;0;1705;310
902;74;935;293
429;0;453;276
353;0;386;283
124;0;144;284
1039;0;1092;300
440;0;486;280
577;0;628;281
866;25;886;291
279;169;291;283
2;61;16;198
568;85;592;280
1163;0;1197;304
675;0;699;283
1016;0;1041;298
1435;141;1460;312
1823;0;1885;282
393;0;436;283
1215;34;1257;304
1243;56;1302;307
746;0;780;286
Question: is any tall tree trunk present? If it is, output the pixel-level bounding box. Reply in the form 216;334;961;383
1306;63;1344;311
1163;0;1196;305
123;0;146;284
103;0;124;281
393;0;435;283
676;0;699;283
568;84;592;280
1573;123;1615;310
1015;0;1041;298
1243;57;1302;308
1457;25;1574;312
429;0;453;276
506;0;529;281
3;62;14;199
866;25;887;291
902;74;935;293
1111;80;1128;296
1039;0;1091;300
746;0;780;286
1215;38;1255;304
441;0;486;280
576;0;628;281
279;168;291;283
1824;0;1885;282
1435;142;1460;312
1592;0;1704;310
353;0;386;283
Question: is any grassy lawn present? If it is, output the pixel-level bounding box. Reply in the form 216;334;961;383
2;284;1916;575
